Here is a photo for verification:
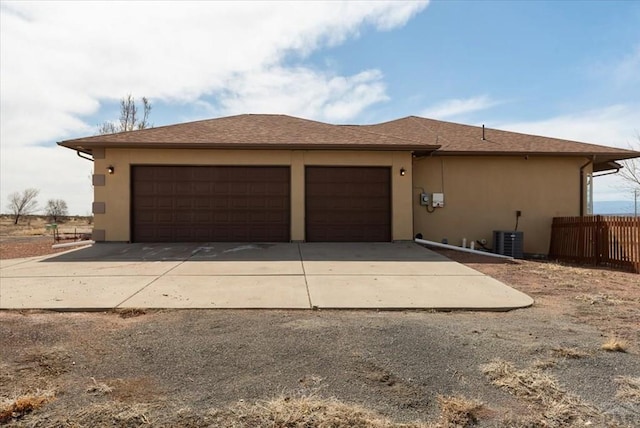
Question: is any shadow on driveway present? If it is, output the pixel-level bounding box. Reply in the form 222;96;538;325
42;242;454;263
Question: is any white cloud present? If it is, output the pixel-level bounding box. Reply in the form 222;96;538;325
420;95;503;119
496;105;640;202
496;104;639;149
0;1;428;214
217;68;388;123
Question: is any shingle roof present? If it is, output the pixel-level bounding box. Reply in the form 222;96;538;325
346;116;638;160
59;114;438;152
58;113;639;165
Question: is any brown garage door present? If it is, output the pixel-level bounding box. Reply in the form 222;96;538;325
305;166;391;242
132;166;290;242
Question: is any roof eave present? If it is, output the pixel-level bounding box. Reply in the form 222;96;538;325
58;141;441;152
431;150;640;161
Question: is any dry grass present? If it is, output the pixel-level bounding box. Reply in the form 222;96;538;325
551;347;588;359
532;359;556;370
0;214;92;238
481;360;600;427
116;308;148;319
209;395;430;428
63;402;152;426
574;293;624;306
615;376;640;404
601;337;628;352
86;377;114;395
8;391;496;427
436;395;484;427
0;391;54;424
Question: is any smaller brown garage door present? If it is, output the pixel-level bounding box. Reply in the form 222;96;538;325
305;166;391;242
132;166;290;242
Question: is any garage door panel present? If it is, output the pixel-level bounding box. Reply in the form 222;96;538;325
138;226;172;241
173;228;193;241
175;197;193;209
267;199;287;210
305;166;390;242
193;199;211;209
151;212;170;223
135;196;156;209
175;183;191;193
132;166;290;242
174;211;192;223
156;182;174;194
156;197;173;209
192;212;213;222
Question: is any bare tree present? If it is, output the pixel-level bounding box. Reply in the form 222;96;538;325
618;135;640;191
98;94;152;134
45;199;69;223
7;188;39;225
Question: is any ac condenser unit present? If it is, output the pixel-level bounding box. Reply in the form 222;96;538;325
493;231;524;259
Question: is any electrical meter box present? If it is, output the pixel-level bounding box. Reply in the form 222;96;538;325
432;193;444;208
419;193;430;206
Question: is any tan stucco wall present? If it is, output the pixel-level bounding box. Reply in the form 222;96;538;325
412;155;592;255
93;148;413;242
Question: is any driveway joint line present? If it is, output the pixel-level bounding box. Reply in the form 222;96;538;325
297;243;313;309
302;274;486;277
0;257;46;269
0;275;163;278
114;257;190;308
164;273;304;277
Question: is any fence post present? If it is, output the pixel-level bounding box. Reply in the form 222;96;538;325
595;215;601;267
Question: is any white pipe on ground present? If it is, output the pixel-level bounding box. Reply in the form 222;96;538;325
52;240;95;249
414;238;514;260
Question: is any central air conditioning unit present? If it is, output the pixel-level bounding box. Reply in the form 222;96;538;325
493;231;524;259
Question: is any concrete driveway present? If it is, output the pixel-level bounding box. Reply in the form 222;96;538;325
0;242;533;311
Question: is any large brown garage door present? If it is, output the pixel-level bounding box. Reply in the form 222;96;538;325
305;166;391;242
132;166;290;242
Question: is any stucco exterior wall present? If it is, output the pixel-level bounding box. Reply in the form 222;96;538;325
92;148;413;242
412;155;592;255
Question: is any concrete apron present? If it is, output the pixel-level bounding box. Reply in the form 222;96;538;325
0;242;534;311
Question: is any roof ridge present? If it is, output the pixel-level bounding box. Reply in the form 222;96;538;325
361;116;455;147
406;116;455;146
338;122;428;146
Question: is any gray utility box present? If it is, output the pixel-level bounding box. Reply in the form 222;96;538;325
493;231;524;259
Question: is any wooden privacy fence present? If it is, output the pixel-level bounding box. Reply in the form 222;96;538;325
549;216;640;273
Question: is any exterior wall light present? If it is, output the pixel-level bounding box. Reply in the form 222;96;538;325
400;168;406;176
107;166;115;174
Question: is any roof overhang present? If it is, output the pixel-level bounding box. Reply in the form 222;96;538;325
429;151;640;162
58;141;441;152
593;160;623;173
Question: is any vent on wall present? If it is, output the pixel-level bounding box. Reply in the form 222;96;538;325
493;231;524;259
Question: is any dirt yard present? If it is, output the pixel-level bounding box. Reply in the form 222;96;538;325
1;240;639;426
0;215;92;260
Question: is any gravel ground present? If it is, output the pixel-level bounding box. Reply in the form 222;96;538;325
1;241;639;426
1;309;638;427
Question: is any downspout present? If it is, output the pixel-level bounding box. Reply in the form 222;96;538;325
579;156;594;217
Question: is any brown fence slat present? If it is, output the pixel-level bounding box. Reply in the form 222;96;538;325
549;215;639;274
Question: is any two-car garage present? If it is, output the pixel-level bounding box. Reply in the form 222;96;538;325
131;165;391;243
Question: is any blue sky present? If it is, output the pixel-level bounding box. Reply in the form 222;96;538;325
1;1;639;214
